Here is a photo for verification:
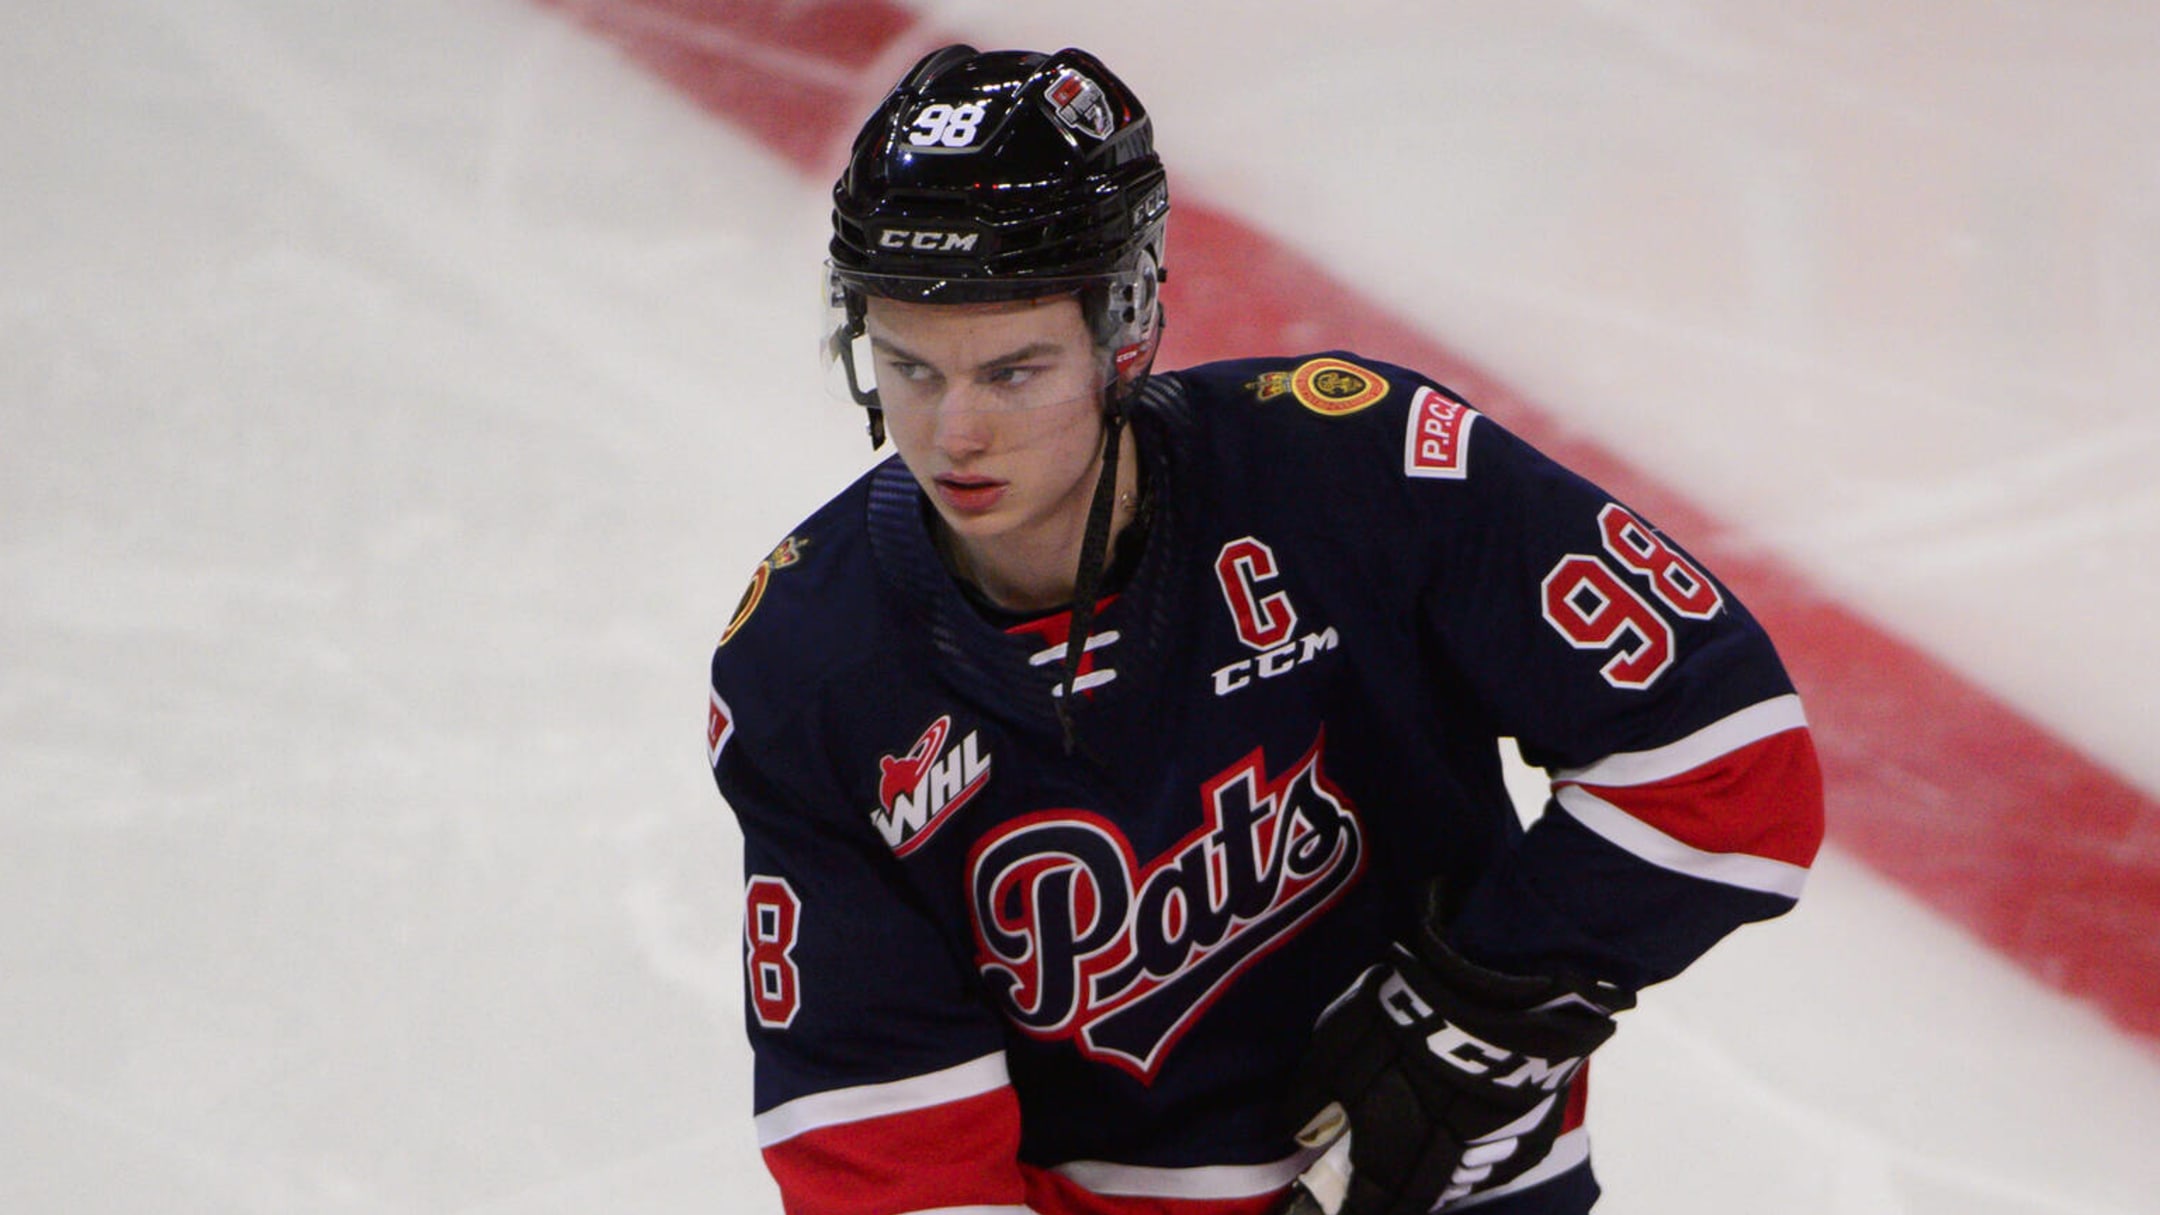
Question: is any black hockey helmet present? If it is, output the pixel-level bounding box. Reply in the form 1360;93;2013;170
825;44;1170;444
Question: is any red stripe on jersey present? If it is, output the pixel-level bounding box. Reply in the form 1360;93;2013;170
763;1085;1026;1215
1560;1065;1589;1133
1567;727;1824;869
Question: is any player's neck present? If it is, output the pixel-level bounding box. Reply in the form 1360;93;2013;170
941;426;1142;614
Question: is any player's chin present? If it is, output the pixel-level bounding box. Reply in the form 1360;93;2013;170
930;497;1017;539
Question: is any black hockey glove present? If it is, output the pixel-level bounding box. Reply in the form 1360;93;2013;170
1281;904;1633;1215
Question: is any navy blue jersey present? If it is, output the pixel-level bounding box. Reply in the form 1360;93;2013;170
707;355;1823;1215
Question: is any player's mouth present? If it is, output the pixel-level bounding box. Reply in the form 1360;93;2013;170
934;474;1008;515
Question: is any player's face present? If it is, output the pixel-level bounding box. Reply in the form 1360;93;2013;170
866;294;1109;548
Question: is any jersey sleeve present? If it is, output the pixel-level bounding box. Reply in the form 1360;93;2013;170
709;672;1033;1215
1389;377;1826;990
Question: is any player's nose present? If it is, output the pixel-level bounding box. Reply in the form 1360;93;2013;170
931;390;994;456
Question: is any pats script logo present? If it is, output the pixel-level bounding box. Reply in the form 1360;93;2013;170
873;715;990;857
967;735;1364;1080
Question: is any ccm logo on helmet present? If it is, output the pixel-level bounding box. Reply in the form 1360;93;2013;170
874;226;982;253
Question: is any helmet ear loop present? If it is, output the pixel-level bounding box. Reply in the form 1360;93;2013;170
830;288;887;448
837;346;885;445
1095;250;1165;407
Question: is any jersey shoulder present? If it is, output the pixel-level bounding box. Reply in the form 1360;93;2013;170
708;460;894;752
1164;351;1500;486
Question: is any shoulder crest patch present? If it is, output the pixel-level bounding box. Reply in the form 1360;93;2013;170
1403;386;1479;479
1289;357;1388;416
718;534;810;647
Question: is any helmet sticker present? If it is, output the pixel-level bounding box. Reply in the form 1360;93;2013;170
1288;357;1389;416
1046;69;1116;139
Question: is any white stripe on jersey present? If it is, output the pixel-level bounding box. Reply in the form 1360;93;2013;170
1050;1146;1323;1199
1552;694;1808;787
1554;784;1811;899
1054;1129;1587;1211
755;1052;1009;1147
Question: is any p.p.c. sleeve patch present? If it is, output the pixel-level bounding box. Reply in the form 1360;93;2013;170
708;686;736;767
1403;385;1479;479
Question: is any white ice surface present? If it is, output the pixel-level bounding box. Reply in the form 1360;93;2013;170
3;2;2155;1214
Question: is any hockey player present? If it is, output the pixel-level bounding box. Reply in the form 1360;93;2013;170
707;44;1823;1215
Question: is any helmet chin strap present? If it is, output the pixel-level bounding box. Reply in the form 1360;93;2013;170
1053;395;1127;757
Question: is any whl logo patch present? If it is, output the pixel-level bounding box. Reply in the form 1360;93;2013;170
873;715;990;857
967;734;1364;1080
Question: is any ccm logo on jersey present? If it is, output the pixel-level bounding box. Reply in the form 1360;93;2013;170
1213;537;1339;696
968;734;1364;1080
872;715;991;857
873;226;983;253
1404;386;1479;480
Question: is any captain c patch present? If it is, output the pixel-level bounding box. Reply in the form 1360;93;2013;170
1289;357;1388;416
1403;386;1479;479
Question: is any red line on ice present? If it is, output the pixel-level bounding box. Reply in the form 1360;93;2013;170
535;0;2160;1041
